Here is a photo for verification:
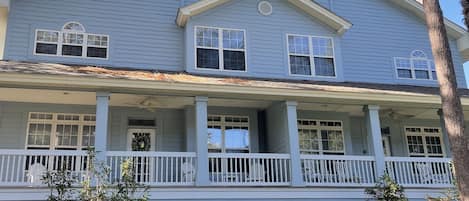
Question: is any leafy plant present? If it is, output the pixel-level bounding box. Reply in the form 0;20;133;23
42;163;77;201
427;180;460;201
365;173;408;201
79;148;113;201
111;158;149;201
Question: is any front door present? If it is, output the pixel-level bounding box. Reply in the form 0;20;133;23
127;128;156;183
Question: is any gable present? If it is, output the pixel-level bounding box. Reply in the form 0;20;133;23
177;0;352;34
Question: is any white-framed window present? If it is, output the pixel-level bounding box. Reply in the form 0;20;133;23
405;127;444;157
297;119;344;155
26;112;96;150
195;26;247;71
207;115;250;153
395;50;436;80
287;34;336;77
34;22;109;59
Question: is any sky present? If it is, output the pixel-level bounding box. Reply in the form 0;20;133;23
440;1;469;87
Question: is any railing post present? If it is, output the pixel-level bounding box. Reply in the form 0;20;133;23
437;109;452;157
284;101;305;187
194;96;210;186
364;105;385;178
95;92;110;164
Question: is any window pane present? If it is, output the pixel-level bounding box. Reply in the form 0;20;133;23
62;45;83;56
36;31;59;42
397;69;412;78
87;47;107;58
413;59;429;69
321;130;344;152
63;22;85;32
223;50;245;71
407;135;424;155
223;30;244;49
82;125;95;147
425;136;443;155
415;70;430;79
432;71;437;80
314;57;335;77
197;48;219;69
56;124;79;146
196;27;218;48
288;35;309;55
299;129;319;153
63;33;84;44
87;35;108;46
28;123;52;146
208;126;222;150
312;37;333;57
290;55;311;75
36;43;58;55
395;58;411;68
225;126;249;149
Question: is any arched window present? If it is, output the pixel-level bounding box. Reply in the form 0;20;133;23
34;21;108;59
62;22;85;32
411;50;427;58
394;50;436;81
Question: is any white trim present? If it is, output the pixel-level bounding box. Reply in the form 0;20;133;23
286;34;337;78
404;126;445;157
394;50;437;81
33;22;109;60
176;0;352;34
25;112;96;150
194;26;248;72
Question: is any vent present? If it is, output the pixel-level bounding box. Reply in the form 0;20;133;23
258;1;273;16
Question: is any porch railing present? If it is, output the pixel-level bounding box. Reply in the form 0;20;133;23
0;149;88;186
207;153;291;186
106;151;196;186
385;157;454;188
300;155;376;186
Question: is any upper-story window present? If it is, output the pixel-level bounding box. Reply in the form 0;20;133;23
34;22;109;59
195;26;246;71
287;34;336;77
395;50;436;80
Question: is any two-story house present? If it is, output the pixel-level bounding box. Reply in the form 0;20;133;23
0;0;468;200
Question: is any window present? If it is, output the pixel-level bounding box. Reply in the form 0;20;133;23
26;112;96;150
34;22;108;59
395;50;436;80
405;127;444;157
287;34;335;77
196;26;246;71
298;119;344;155
207;115;249;153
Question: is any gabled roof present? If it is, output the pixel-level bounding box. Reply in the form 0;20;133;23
176;0;353;34
390;0;469;62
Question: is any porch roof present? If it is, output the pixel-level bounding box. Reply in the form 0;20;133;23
0;60;468;104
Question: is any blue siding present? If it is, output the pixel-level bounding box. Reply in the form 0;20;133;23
331;0;467;88
185;0;344;82
3;0;467;88
4;0;185;71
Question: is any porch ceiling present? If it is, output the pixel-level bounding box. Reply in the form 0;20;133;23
0;88;272;109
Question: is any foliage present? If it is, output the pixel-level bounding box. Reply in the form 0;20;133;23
111;159;149;201
427;180;460;201
43;148;149;201
42;164;77;201
365;173;408;201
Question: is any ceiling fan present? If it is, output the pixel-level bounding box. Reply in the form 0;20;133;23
380;109;415;120
125;96;162;112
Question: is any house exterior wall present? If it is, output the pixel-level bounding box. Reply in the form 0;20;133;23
3;0;466;88
4;0;185;71
184;0;344;82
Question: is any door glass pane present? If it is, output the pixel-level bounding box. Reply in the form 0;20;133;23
208;126;222;152
224;126;249;150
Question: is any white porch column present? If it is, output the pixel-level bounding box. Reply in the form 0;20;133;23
95;92;110;163
364;105;385;177
437;109;452;157
194;96;209;186
285;101;304;187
